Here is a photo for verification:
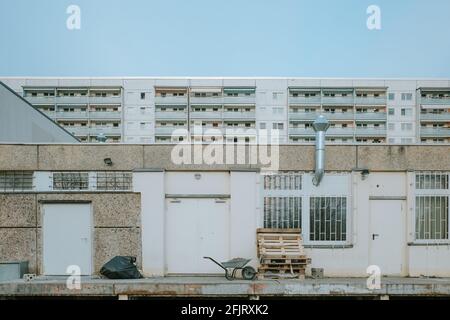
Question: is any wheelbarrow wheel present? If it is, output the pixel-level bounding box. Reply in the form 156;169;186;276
242;266;257;280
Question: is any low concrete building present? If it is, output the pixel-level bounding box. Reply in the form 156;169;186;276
0;143;450;278
0;82;78;143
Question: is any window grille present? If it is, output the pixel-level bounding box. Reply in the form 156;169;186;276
309;197;347;241
0;171;33;191
415;196;448;240
96;172;132;191
52;172;89;190
416;172;449;190
263;172;302;190
264;197;301;228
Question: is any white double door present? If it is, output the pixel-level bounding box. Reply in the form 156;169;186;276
166;198;230;274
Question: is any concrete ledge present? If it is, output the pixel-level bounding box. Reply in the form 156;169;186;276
1;277;450;298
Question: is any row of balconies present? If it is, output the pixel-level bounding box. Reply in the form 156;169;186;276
288;112;387;121
420;97;450;106
25;95;122;105
288;127;387;137
288;96;387;106
42;111;121;120
155;110;256;120
420;112;450;121
155;96;255;104
62;126;122;136
420;127;450;137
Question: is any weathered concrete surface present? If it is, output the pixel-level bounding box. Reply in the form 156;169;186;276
0;228;37;272
1;277;450;298
0;194;36;227
0;145;38;170
38;145;144;170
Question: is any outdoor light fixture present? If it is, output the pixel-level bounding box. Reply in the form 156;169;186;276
361;169;370;180
104;158;113;166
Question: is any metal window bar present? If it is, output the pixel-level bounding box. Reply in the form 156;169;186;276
0;171;33;192
415;196;448;240
96;172;132;191
263;172;302;190
415;172;449;190
263;196;301;229
309;196;347;241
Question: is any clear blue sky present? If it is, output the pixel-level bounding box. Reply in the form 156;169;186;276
1;0;449;77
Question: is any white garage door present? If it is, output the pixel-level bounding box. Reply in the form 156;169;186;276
43;203;93;275
166;198;230;274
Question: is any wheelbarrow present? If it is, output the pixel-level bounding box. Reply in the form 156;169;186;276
203;256;257;281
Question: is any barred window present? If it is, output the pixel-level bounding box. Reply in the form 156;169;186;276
53;172;89;190
415;196;449;240
416;172;449;190
0;171;33;191
263;173;302;190
264;197;301;228
310;197;347;241
96;172;132;191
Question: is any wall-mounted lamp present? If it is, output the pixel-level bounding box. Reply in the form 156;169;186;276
104;158;113;166
361;169;370;180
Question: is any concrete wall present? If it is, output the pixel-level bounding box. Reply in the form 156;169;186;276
0;193;141;275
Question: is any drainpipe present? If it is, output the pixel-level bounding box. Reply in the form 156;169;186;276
312;115;330;186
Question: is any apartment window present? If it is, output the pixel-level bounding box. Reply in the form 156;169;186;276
140;92;146;100
401;93;413;101
388;93;395;100
260;123;266;130
264;197;301;228
0;171;33;191
310;197;347;241
96;172;132;191
388;123;395;131
53;172;89;190
401;108;412;116
401;123;413;131
272;123;284;130
388;108;395;116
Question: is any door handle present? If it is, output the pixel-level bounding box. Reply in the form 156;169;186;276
372;234;379;240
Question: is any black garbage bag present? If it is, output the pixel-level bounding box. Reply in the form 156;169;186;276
100;256;143;279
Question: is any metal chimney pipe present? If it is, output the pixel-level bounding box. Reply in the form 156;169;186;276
312;115;330;186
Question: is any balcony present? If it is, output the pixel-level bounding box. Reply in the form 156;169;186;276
89;111;121;119
327;128;355;137
192;127;225;136
420;113;450;121
63;126;90;136
289;112;318;121
155;96;188;105
355;127;387;137
223;111;256;120
190;111;223;120
288;96;321;105
88;96;122;105
223;96;255;104
155;126;188;135
322;96;354;105
55;112;88;119
355;112;387;121
190;97;223;105
55;96;89;104
355;97;387;105
420;127;450;137
25;96;56;105
288;128;315;136
323;112;355;121
155;111;188;120
90;126;122;136
420;97;450;107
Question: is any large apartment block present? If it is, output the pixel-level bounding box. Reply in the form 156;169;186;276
1;77;449;144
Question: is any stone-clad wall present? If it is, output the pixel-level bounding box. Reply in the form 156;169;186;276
1;144;450;171
0;193;141;274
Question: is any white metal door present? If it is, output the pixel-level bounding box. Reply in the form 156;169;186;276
166;198;230;274
369;200;406;276
43;203;92;275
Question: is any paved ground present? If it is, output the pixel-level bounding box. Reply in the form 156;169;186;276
1;276;450;298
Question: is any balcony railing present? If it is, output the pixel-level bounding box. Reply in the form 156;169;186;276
90;127;122;135
420;127;450;137
355;97;387;105
155;127;188;135
155;111;188;120
190;111;223;120
322;97;354;105
55;112;88;119
223;111;256;120
55;96;89;104
355;112;387;121
155;96;188;104
25;96;56;105
223;96;255;104
288;96;321;105
63;126;90;136
420;97;450;106
89;111;121;119
190;97;223;104
420;113;450;121
289;112;355;121
87;96;122;104
355;127;387;137
289;112;318;120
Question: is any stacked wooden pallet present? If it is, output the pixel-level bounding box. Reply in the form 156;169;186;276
257;228;311;280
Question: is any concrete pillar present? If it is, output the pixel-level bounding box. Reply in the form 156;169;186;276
133;169;165;276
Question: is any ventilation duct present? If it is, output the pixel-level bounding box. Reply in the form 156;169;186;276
312;115;330;186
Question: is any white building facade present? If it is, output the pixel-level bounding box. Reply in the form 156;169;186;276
1;77;449;144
